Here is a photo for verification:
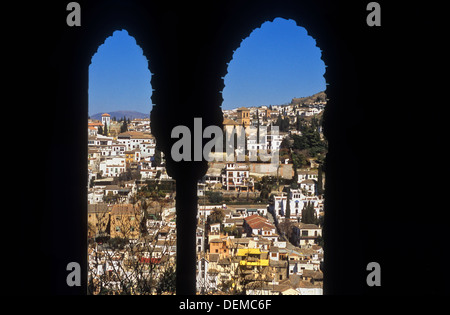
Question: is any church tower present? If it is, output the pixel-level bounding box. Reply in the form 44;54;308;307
236;107;250;127
101;113;111;128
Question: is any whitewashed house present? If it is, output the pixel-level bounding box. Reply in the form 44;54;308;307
196;256;217;293
99;157;126;177
299;179;317;196
222;163;254;191
291;223;322;247
271;189;321;221
297;169;318;182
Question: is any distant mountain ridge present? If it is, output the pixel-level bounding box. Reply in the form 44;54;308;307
90;110;149;120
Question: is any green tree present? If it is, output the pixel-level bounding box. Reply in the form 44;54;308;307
292;134;307;151
223;225;241;238
256;176;273;202
259;186;270;201
275;115;290;132
120;118;128;133
301;201;317;224
153;149;162;167
280;137;291;150
285;188;291;219
296;114;302;131
256;109;260;144
317;164;324;195
292;151;307;169
242;123;248;156
156;266;176;294
276;115;283;131
206;191;223;204
291;125;327;158
207;208;225;225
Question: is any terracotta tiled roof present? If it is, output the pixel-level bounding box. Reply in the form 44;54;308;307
223;118;239;125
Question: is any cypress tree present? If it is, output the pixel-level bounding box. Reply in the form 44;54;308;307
318;165;324;195
301;201;317;224
301;202;307;224
256;109;260;145
233;126;238;150
121;119;128;133
296;114;302;131
243;122;248;157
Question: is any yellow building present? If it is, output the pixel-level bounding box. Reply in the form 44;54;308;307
110;204;141;240
234;247;272;293
237;248;269;266
88;204;111;239
236;107;250;127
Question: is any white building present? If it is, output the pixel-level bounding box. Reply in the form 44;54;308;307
267;132;285;151
117;131;155;151
196;227;206;253
196;256;217;293
88;135;126;157
222;163;254;191
140;168;158;179
87;188;104;204
295;107;322;117
130;118;150;132
101;113;111;128
271;189;321;221
139;142;156;158
272;189;303;220
297;169;318;182
243;214;278;242
99;156;126;177
299;179;317;196
291;223;322;247
88;134;113;146
88;126;98;137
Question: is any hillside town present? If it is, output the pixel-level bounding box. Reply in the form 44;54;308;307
87;92;327;295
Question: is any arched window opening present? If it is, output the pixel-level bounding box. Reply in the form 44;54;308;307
197;17;327;295
87;30;176;295
88;30;153;127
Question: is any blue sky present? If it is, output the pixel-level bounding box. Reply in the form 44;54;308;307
222;18;326;109
89;18;326;115
89;30;152;117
